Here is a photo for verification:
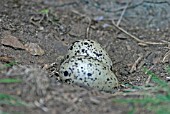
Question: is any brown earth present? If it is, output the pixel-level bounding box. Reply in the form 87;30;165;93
1;0;170;114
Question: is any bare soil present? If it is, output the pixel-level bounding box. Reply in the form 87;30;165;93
1;0;170;114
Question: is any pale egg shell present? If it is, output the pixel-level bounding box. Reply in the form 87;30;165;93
66;40;113;69
59;56;118;91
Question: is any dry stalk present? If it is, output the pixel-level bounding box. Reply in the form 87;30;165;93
130;54;143;73
112;20;168;46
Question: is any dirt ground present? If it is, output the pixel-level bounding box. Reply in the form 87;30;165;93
1;0;170;114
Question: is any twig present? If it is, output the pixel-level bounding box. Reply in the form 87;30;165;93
162;40;170;62
130;54;143;73
85;16;92;39
145;66;154;85
162;50;170;63
117;1;131;26
145;75;152;85
112;21;168;45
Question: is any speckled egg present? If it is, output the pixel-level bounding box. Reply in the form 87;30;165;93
59;55;118;91
65;40;113;69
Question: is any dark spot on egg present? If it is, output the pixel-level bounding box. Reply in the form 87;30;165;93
66;55;69;59
75;62;78;66
103;66;106;70
77;69;80;73
84;77;87;82
69;68;73;73
99;72;101;75
90;78;94;81
84;42;88;45
87;73;92;76
76;50;80;53
82;49;85;53
77;58;82;60
90;41;94;43
98;53;102;57
75;41;80;43
70;59;74;62
64;71;68;76
114;78;117;81
69;46;73;50
65;79;72;83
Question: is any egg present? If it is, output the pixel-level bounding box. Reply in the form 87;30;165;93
65;39;113;69
59;55;118;91
59;39;119;91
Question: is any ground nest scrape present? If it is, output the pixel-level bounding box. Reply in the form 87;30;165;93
1;0;170;114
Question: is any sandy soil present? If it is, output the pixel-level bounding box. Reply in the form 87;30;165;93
1;0;170;114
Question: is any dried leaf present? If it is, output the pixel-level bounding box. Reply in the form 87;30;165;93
1;34;25;49
25;42;45;56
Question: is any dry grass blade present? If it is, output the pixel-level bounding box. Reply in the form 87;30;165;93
130;54;143;73
112;21;168;45
116;0;131;26
162;50;170;63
